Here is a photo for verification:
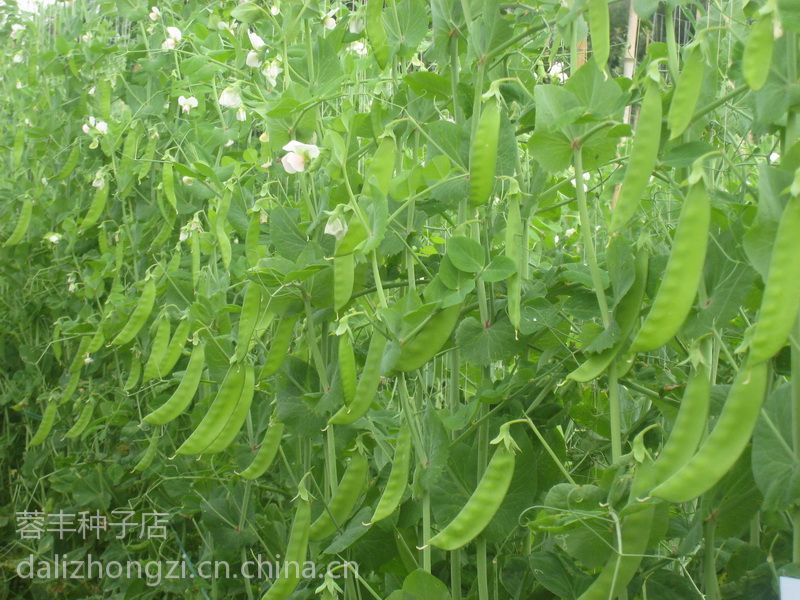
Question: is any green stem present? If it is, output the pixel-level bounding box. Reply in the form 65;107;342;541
703;519;719;600
608;361;623;462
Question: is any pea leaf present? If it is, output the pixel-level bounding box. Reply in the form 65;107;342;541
446;236;485;273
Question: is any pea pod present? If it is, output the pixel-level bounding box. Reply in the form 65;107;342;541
245;212;264;267
610;80;662;232
743;14;774;91
111;279;157;347
80;183;110;230
154;318;192;380
235;283;263;363
4;197;33;247
338;334;357;406
137;131;158;181
141;316;171;384
29;401;58;448
64;398;96;439
747;196;800;364
124;353;141;391
143;341;205;425
162;161;177;212
586;0;610;67
56;144;81;180
668;46;705;139
329;331;387;425
12;129;24;169
259;315;298;380
203;363;255;454
132;430;159;472
629;183;709;353
191;229;201;289
309;454;369;541
175;362;246;455
651;362;768;503
469;98;501;207
261;491;310;600
240;420;284;479
428;445;515;551
505;196;522;331
333;253;354;311
365;0;389;70
394;304;462;372
369;425;412;524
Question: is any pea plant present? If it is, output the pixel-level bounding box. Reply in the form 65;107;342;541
2;0;800;598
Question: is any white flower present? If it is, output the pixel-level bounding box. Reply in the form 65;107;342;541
92;172;105;188
246;50;261;68
88;85;96;95
95;120;108;134
81;32;92;43
554;234;560;244
182;176;194;185
769;151;780;163
270;5;280;16
349;17;364;34
83;354;94;365
236;107;247;122
549;61;568;83
258;131;269;143
15;81;23;89
322;9;337;30
12;53;23;64
262;60;282;87
324;214;348;240
565;227;576;237
218;86;242;109
179;228;189;242
166;26;182;41
178;95;198;114
260;161;272;169
11;23;25;39
82;123;91;134
148;6;160;21
88;116;96;126
248;30;266;50
161;37;176;50
224;139;235;147
281;140;320;174
349;41;368;56
217;21;231;31
48;233;62;244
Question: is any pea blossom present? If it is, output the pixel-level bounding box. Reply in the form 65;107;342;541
11;23;25;39
218;86;242;109
148;6;160;21
322;8;337;30
178;95;198;114
246;50;261;68
349;41;368;56
248;30;266;50
162;26;182;49
236;107;247;122
281;140;320;174
262;59;282;87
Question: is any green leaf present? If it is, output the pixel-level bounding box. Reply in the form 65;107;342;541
482;256;517;282
231;2;263;23
455;317;523;365
446;236;485;273
401;569;450;600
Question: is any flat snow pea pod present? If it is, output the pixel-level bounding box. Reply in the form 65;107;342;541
333;253;354;311
428;445;515;551
132;430;159;472
505;196;523;331
29;401;58;447
394;304;462;372
191;229;200;289
64;398;95;439
56;144;81;180
245;212;265;267
365;0;389;70
587;0;610;67
4;197;33;247
577;502;656;600
239;420;284;480
203;363;255;454
175;363;246;455
569;251;648;382
142;316;171;383
743;14;774;91
80;181;109;229
235;283;262;362
261;492;310;600
651;362;768;503
610;81;662;232
369;424;412;524
259;315;298;380
668;46;705;139
329;331;387;425
309;454;369;541
155;318;192;379
124;353;141;391
162;161;178;212
143;341;205;425
645;364;711;490
747;196;800;364
137;131;158;181
469;98;501;207
111;279;157;347
338;334;357;406
630;184;710;353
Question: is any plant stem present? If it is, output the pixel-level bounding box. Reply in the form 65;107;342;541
703;519;719;600
608;361;623;462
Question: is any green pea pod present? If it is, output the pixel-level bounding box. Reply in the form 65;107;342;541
117;127;140;198
743;14;774;91
668;46;705;139
87;328;105;354
365;0;389;70
175;363;246;455
240;420;284;480
651;362;768;503
469;98;501;207
124;354;141;391
137;132;158;181
80;183;110;230
191;229;201;289
245;212;265;267
235;283;263;363
394;304;462;372
645;364;711;489
203;363;255;454
4;197;33;247
309;454;369;541
610;81;662;232
576;503;655;600
111;279;157;346
132;430;159;472
64;398;95;439
747;196;800;364
586;0;610;67
333;253;355;312
29;401;58;448
505;196;522;331
143;341;205;425
154;318;192;380
569;251;648;382
142;316;171;384
149;217;174;253
338;334;357;406
329;331;387;425
259;315;298;380
56;144;81;180
630;183;709;353
370;424;412;524
428;445;515;551
12;129;24;169
215;193;232;269
162;162;177;212
261;493;310;600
